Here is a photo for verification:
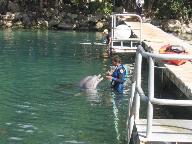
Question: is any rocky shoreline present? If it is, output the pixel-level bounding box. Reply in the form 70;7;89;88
0;1;192;34
0;1;111;31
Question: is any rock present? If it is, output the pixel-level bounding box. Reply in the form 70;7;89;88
4;12;15;21
71;14;78;19
48;19;59;28
185;26;192;34
13;21;23;28
58;21;74;30
22;14;31;27
96;21;104;29
151;19;161;27
87;14;102;23
4;21;12;27
188;23;192;29
37;19;48;28
14;12;23;21
0;20;3;26
8;1;20;12
162;19;182;33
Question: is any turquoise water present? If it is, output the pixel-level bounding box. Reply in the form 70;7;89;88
0;29;135;144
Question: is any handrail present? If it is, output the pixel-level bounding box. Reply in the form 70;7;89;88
136;85;192;106
128;45;192;142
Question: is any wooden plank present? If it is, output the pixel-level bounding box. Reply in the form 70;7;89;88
136;119;192;143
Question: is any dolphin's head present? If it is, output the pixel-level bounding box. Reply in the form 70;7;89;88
78;76;92;88
92;74;103;89
79;74;103;90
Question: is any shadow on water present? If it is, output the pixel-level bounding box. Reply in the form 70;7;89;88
153;65;192;120
159;78;192;119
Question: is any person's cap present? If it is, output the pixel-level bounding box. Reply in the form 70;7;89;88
103;29;108;34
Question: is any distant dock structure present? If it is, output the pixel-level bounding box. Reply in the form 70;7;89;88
110;13;142;53
111;13;192;143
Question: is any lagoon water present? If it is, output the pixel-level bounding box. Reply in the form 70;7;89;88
0;30;135;144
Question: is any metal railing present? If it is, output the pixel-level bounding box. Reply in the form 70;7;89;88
111;13;142;50
127;45;192;143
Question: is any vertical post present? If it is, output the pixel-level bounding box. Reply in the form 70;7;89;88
146;57;154;138
139;16;142;43
114;14;117;28
128;48;141;141
111;14;114;49
121;41;123;48
135;49;142;120
113;0;115;12
128;58;137;141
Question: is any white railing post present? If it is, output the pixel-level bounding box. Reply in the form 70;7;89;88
111;14;114;48
146;57;154;138
135;50;142;120
128;49;141;141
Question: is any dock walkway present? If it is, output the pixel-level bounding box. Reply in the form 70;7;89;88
125;21;192;144
136;119;192;143
126;22;192;99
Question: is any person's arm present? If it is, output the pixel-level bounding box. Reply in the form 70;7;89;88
111;68;126;83
108;37;112;45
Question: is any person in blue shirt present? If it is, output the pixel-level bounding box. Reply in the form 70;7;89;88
106;55;127;94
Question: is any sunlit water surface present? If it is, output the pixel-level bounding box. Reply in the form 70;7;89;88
0;29;135;144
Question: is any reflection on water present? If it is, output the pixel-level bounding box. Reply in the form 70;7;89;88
0;29;135;144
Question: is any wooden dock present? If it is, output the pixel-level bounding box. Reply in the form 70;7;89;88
125;21;192;143
126;21;192;99
135;119;192;143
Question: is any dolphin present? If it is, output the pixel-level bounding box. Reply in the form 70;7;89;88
78;74;104;102
78;74;103;89
56;74;103;91
55;74;103;103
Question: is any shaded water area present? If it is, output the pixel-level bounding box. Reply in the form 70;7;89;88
0;29;135;144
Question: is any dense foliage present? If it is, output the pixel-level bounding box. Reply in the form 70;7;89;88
0;0;191;21
151;0;192;20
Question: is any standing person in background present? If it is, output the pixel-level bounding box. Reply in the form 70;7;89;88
136;0;144;16
102;29;112;57
106;55;127;94
102;29;112;45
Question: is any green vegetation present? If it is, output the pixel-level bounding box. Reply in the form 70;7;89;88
0;0;191;30
0;0;191;20
151;0;192;20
